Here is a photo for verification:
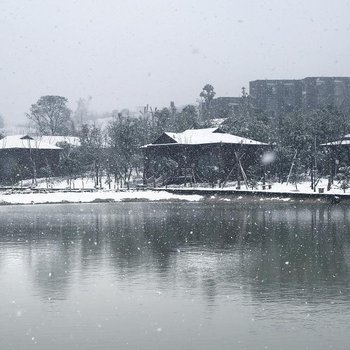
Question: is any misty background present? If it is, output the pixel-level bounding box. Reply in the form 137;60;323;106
1;0;349;126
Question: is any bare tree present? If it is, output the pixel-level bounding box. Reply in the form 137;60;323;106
79;124;105;188
27;95;73;135
199;84;216;121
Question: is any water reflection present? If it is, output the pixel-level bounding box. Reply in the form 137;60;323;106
1;202;350;349
1;202;350;302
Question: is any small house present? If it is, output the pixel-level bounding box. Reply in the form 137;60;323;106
0;135;62;183
141;128;269;186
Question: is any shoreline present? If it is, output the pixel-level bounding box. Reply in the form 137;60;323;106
0;189;203;206
0;187;348;206
153;187;346;203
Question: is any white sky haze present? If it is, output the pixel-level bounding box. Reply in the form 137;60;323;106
1;0;350;124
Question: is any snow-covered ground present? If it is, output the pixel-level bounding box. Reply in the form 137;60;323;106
18;176;344;194
220;178;344;194
0;177;347;205
165;178;346;195
20;176;126;190
0;189;203;205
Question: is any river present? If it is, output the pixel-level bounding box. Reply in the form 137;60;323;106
0;202;349;349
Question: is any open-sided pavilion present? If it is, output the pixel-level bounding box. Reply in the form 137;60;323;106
321;134;350;183
141;128;269;187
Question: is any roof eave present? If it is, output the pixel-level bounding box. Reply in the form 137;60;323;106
142;142;269;147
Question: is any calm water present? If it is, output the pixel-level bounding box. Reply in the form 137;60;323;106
0;202;350;350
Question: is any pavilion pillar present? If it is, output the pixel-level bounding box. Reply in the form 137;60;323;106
143;149;150;186
236;149;241;190
328;148;334;189
262;165;266;190
218;143;223;187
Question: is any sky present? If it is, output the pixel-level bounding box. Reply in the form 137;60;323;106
1;0;350;125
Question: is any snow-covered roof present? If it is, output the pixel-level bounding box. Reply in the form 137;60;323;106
39;135;81;147
0;135;61;150
164;128;219;143
321;134;350;146
322;140;350;146
143;128;268;147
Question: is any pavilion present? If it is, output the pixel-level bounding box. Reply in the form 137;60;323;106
321;134;350;183
141;128;269;187
0;134;62;183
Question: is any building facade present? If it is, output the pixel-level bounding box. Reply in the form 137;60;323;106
249;77;350;115
209;97;241;118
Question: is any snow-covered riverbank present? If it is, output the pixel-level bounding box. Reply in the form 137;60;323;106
0;190;203;205
0;177;348;205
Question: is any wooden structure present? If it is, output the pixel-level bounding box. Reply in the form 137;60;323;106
321;134;350;183
141;128;269;187
0;135;62;183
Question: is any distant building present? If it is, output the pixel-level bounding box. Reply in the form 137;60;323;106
249;79;302;115
302;77;350;111
249;77;350;116
209;97;241;118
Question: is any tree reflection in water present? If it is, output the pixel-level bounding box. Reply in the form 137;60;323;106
0;202;349;304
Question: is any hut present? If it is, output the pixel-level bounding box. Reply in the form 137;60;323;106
141;128;269;187
0;135;61;183
321;134;350;184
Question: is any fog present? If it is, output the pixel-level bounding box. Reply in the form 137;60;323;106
1;0;349;124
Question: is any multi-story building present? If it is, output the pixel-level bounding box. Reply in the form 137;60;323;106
249;77;350;116
209;96;241;118
301;77;350;111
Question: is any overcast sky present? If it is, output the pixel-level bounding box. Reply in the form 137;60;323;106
1;0;350;124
